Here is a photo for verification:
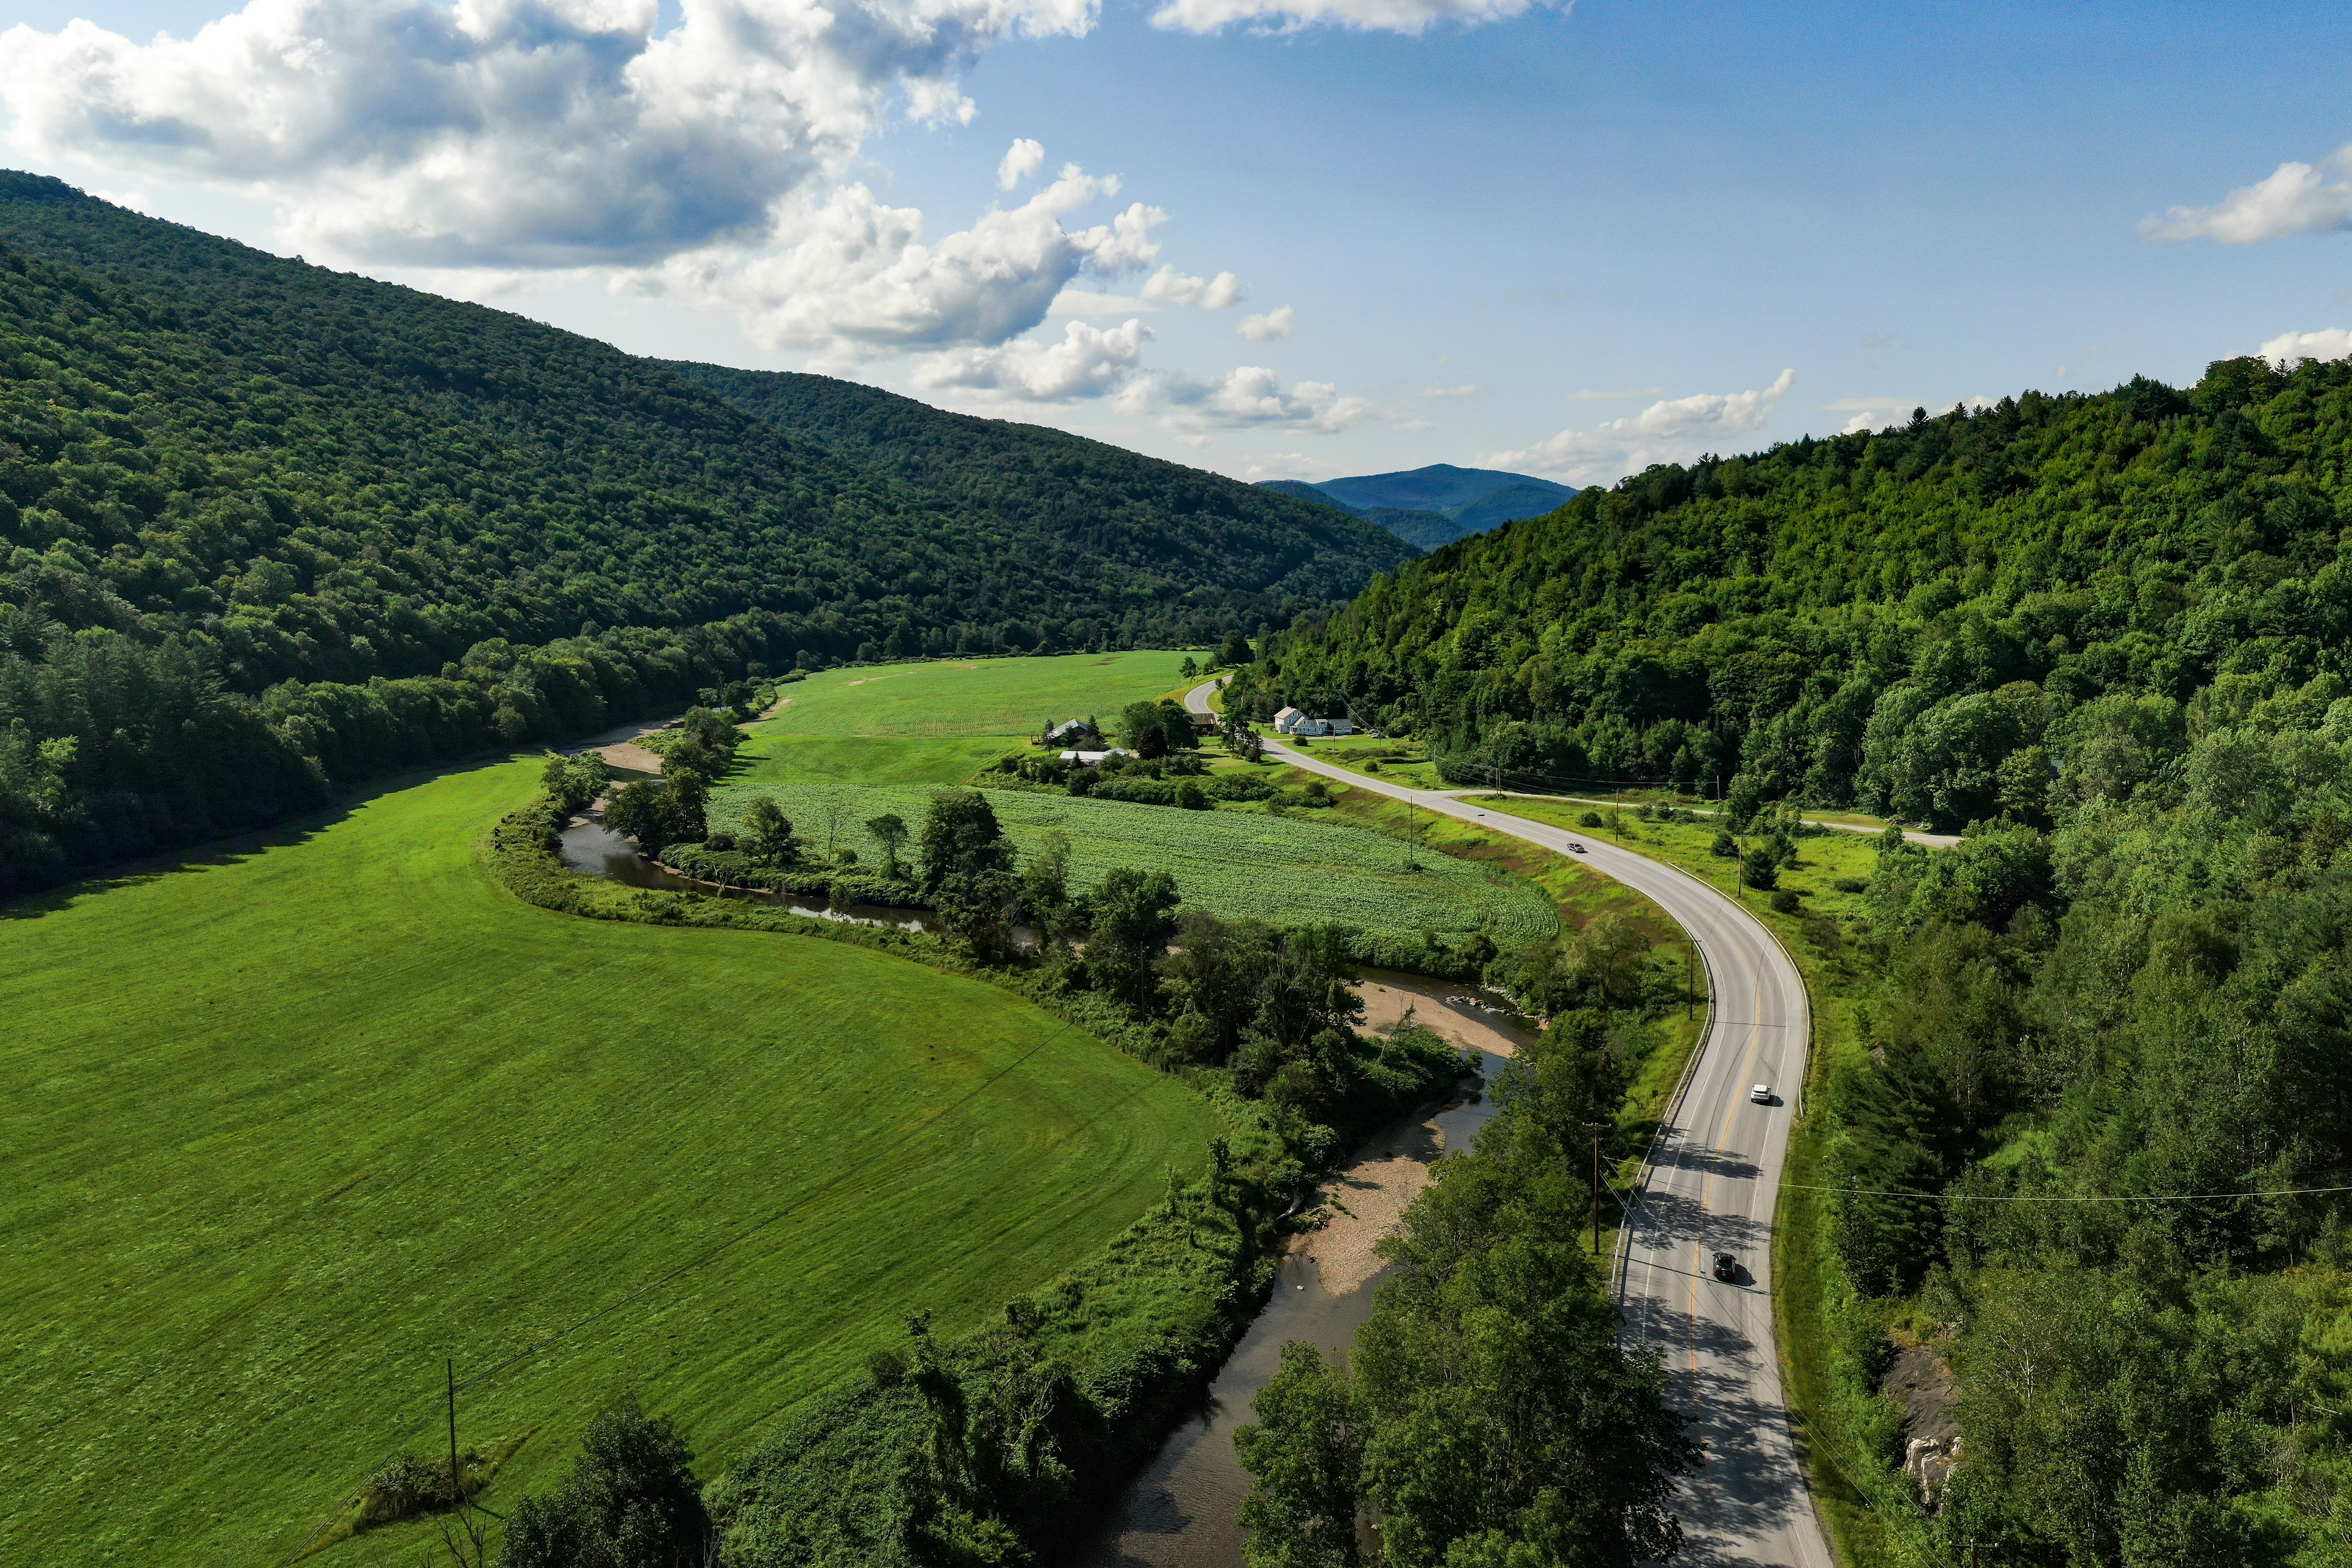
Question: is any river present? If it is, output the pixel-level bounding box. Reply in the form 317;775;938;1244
1076;974;1536;1567
557;815;941;932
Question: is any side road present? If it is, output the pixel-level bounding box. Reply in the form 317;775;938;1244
1187;679;1835;1568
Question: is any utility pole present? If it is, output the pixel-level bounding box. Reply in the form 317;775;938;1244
447;1358;461;1509
1579;1122;1611;1257
1593;1134;1602;1256
1684;944;1695;1019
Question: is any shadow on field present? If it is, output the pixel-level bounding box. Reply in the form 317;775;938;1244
0;756;519;922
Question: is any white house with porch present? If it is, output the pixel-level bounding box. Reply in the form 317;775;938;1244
1273;706;1355;737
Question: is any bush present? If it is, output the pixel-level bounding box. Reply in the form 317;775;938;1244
1803;914;1842;954
1832;875;1868;894
1178;781;1209;810
1710;831;1738;858
1770;889;1801;915
1579;810;1605;829
355;1452;470;1528
1741;845;1781;891
502;1397;709;1568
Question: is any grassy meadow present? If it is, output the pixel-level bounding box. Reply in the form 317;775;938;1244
717;655;1558;944
0;758;1215;1566
765;649;1196;744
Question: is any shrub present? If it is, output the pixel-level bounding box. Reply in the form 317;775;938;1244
1832;875;1868;894
356;1452;466;1528
1709;831;1738;858
1178;781;1209;810
1804;914;1842;954
1579;810;1605;829
1741;845;1781;891
502;1397;709;1568
1770;889;1801;915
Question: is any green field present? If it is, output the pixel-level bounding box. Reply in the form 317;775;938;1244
0;760;1215;1565
712;778;1558;943
766;650;1197;743
718;655;1555;943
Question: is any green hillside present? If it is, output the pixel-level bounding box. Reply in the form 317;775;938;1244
665;363;1415;605
1248;360;2352;1562
1238;360;2352;828
0;171;1408;895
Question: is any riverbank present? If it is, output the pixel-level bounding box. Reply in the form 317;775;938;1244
1080;974;1534;1567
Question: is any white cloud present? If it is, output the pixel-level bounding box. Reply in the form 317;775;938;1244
1485;369;1796;483
2260;328;2352;368
1423;382;1481;398
1236;451;1327;481
997;137;1046;190
917;317;1150;399
2143;145;2352;244
1139;263;1243;308
1565;385;1664;401
652;164;1155;360
1238;304;1294;341
0;0;1099;269
1050;287;1159;316
1122;364;1371;431
1831;394;1993;434
1823;394;1919;434
1153;0;1538;35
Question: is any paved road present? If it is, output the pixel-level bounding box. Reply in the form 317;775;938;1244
1186;681;1833;1567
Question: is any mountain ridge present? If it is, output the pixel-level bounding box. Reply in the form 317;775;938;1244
1254;462;1578;549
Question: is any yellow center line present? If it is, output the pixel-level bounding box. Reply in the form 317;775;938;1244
1688;969;1769;1401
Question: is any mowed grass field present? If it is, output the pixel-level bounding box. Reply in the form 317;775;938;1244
765;649;1196;744
0;758;1215;1566
718;654;1555;943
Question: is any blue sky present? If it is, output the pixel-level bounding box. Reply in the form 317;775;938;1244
2;0;2347;484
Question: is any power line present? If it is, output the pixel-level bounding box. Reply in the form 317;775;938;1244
277;1017;1080;1566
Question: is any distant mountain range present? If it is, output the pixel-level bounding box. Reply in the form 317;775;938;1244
1257;464;1580;550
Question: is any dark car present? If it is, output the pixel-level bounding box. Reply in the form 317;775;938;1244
1713;1251;1740;1283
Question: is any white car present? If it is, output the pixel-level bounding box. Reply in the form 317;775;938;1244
1568;841;1586;853
1750;1084;1773;1104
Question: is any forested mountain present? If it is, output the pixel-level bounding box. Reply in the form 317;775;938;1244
0;171;1408;893
1254;463;1577;549
1242;359;2352;1562
665;363;1413;601
1237;361;2352;826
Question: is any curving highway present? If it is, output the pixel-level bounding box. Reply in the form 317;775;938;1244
1185;681;1832;1567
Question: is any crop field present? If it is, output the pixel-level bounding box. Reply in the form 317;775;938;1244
709;778;1559;943
0;760;1215;1566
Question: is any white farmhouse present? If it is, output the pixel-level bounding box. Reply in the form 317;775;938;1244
1046;718;1099;745
1273;706;1355;737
